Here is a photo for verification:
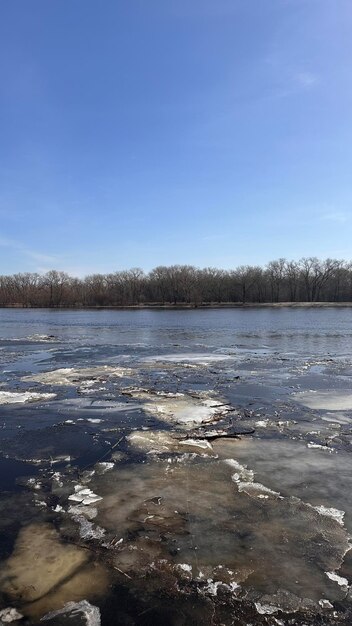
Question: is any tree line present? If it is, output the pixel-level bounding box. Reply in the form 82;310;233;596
1;258;352;307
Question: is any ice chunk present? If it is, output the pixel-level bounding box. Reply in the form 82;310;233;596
307;443;332;452
177;563;192;573
313;505;345;526
255;602;279;614
319;599;334;609
41;600;101;625
127;431;214;455
179;439;212;450
69;488;102;505
0;391;56;405
23;366;133;387
237;482;282;499
27;334;57;342
127;390;233;429
0;607;24;622
326;571;349;588
68;505;98;520
203;579;239;596
224;459;254;482
294;391;352;411
95;462;114;474
73;516;105;540
143;353;233;364
82;495;103;505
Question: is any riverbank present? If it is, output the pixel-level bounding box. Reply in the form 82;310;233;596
1;302;352;310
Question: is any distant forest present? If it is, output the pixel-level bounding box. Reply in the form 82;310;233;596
1;258;352;307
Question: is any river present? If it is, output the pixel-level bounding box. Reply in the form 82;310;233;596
0;308;351;625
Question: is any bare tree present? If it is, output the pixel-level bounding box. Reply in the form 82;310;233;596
267;259;286;303
0;259;351;307
43;271;71;307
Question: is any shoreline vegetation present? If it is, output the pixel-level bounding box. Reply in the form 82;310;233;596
2;302;352;309
1;258;352;307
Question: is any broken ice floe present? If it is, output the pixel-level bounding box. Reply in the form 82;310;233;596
307;442;333;452
73;516;106;540
26;334;57;342
87;452;350;608
223;458;255;482
255;419;269;428
126;389;233;429
312;505;345;526
127;430;214;456
224;457;281;499
68;486;103;505
0;391;56;405
326;571;349;589
293;390;352;411
255;602;279;615
22;365;133;387
95;462;115;474
319;598;334;609
0;607;24;622
237;481;281;499
41;600;101;625
176;563;192;574
143;352;233;364
68;505;98;520
203;579;239;596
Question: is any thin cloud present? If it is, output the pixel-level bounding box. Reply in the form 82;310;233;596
0;236;60;268
295;71;319;88
320;211;350;224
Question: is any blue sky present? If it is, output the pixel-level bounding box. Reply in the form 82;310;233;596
1;0;351;276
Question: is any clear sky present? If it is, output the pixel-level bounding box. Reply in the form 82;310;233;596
0;0;351;276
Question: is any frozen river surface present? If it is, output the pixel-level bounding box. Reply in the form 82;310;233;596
0;308;352;625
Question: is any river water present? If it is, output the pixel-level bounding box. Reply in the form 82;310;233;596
0;308;352;625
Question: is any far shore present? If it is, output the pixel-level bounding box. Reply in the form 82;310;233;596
2;302;352;310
